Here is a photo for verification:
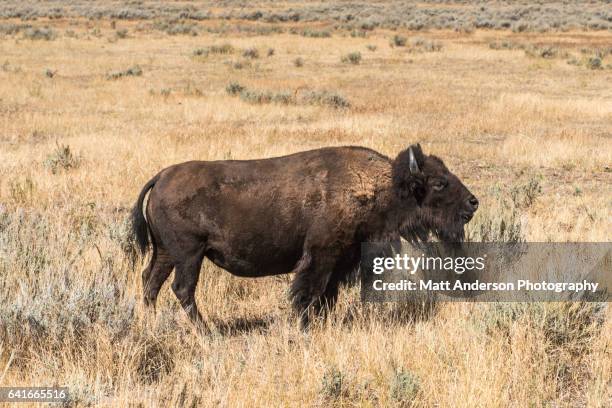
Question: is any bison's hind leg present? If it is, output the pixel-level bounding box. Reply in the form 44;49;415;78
142;244;174;307
171;246;206;329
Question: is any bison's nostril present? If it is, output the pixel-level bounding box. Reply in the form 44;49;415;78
468;196;479;211
461;213;473;223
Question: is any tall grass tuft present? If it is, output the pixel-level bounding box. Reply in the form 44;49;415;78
44;144;81;174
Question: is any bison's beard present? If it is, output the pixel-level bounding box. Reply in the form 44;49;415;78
398;208;465;244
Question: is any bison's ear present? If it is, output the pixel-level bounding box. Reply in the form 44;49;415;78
392;145;426;204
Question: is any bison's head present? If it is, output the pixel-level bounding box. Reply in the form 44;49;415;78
392;144;478;243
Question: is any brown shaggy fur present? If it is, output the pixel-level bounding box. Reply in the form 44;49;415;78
131;145;478;329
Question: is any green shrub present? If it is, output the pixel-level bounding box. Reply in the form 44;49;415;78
242;47;259;59
321;367;344;399
421;40;442;52
194;43;235;58
239;89;273;104
341;52;362;65
587;56;602;70
44;144;81;174
390;34;407;47
0;23;32;36
512;22;529;33
106;65;143;80
489;41;520;50
225;82;245;95
236;25;284;36
90;28;102;38
155;21;198;36
271;91;294;104
301;90;350;108
465;177;541;243
238;89;294;105
210;43;234;54
391;370;419;402
226;85;349;109
474;302;606;350
299;29;331;38
193;48;209;57
293;57;304;67
231;60;251;70
411;37;443;52
23;27;56;40
509;177;542;208
525;45;559;59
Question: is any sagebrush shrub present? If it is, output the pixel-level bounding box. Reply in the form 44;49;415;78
23;27;56;40
391;370;419;402
225;82;245;95
525;45;560;59
154;21;198;36
390;35;407;47
231;60;251;70
44;144;81;174
210;43;234;54
226;84;349;109
587;57;602;70
193;48;209;57
301;90;350;108
242;47;259;59
341;52;362;65
239;89;272;104
298;29;331;38
194;43;234;57
106;65;142;80
321;367;344;399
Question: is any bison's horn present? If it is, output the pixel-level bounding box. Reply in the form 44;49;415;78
408;148;419;173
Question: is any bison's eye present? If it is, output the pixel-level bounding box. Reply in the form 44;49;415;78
431;178;447;192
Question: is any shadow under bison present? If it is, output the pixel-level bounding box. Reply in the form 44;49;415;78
131;144;478;329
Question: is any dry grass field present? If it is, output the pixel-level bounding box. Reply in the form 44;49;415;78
0;2;611;407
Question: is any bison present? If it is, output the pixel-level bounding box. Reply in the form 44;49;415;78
131;144;478;329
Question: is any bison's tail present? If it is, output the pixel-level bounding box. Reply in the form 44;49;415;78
131;173;160;256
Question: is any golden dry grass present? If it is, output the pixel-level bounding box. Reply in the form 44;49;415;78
0;15;611;407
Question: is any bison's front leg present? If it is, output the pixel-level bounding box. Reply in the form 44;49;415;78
313;278;340;317
290;248;340;330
